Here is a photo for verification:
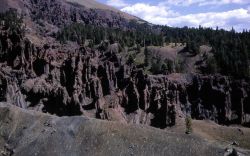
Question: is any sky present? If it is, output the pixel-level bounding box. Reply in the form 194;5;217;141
97;0;250;32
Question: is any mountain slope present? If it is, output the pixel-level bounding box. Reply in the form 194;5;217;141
0;0;145;46
0;0;142;27
66;0;119;9
65;0;138;20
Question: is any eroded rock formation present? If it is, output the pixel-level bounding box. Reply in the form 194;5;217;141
1;10;250;130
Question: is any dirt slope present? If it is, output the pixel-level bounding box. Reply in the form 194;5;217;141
0;103;224;156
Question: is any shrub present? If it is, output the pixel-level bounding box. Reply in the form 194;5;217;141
185;116;192;134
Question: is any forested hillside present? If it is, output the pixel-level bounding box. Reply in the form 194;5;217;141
56;20;250;78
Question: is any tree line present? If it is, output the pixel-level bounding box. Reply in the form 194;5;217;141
56;22;164;47
161;26;250;78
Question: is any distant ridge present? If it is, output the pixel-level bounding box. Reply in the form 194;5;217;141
66;0;140;20
69;0;139;20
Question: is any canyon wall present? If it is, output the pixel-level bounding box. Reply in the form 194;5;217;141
1;26;250;129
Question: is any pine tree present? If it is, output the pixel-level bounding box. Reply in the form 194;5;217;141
144;46;149;67
185;116;192;134
127;54;135;65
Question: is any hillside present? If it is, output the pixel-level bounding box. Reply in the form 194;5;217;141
0;0;143;30
0;0;145;48
66;0;121;10
65;0;139;20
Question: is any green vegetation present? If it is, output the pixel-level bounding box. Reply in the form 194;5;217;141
144;46;150;67
185;116;193;134
205;57;218;74
185;41;200;55
127;54;135;65
57;23;164;47
0;9;24;62
0;9;24;33
162;26;250;77
1;10;249;78
58;22;250;78
150;58;163;74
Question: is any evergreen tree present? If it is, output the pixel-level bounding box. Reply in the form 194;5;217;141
144;46;150;67
127;54;135;65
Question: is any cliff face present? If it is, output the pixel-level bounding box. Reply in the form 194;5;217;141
187;76;250;125
0;23;250;129
0;24;176;127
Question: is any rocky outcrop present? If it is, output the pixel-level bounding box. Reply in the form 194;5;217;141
187;75;250;126
1;9;250;130
1;20;250;129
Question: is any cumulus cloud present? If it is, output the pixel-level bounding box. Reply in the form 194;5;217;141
163;0;205;6
121;3;179;22
121;3;250;31
199;0;249;6
104;0;250;31
164;0;249;6
160;9;250;31
106;0;128;8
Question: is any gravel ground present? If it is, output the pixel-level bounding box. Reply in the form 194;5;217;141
0;103;233;156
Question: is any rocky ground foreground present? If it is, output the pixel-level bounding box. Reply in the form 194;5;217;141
1;103;250;156
0;103;226;156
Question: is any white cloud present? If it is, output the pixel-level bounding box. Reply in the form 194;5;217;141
103;0;250;31
121;3;179;22
163;0;205;6
161;8;250;31
106;0;128;8
248;6;250;12
199;0;248;6
164;0;250;6
121;3;250;31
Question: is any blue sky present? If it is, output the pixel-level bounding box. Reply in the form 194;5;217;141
97;0;250;31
